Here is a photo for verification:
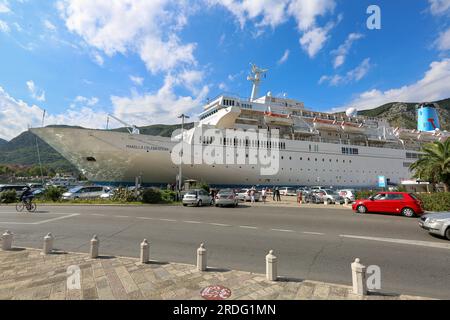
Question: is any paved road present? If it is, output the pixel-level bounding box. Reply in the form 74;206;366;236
0;204;449;299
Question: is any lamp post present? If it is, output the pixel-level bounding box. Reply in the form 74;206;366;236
178;114;190;193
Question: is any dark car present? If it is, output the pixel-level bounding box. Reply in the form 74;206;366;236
304;192;323;204
352;192;425;217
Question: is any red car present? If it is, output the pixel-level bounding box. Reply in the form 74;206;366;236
352;192;425;217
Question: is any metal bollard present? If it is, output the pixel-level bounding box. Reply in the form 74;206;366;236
1;230;13;251
197;243;207;271
90;235;99;259
266;250;278;281
42;233;54;255
140;239;149;264
351;258;367;295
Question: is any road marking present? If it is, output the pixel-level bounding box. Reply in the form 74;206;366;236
340;234;450;250
136;217;156;220
184;221;203;224
159;219;177;222
271;228;295;233
209;223;231;227
115;215;130;218
303;232;325;235
0;214;80;225
92;214;106;217
239;225;258;229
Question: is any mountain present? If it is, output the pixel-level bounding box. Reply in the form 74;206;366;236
357;98;450;131
0;138;7;147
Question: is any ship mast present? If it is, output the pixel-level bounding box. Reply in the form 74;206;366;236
247;63;268;101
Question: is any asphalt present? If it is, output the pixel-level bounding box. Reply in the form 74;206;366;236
0;203;449;299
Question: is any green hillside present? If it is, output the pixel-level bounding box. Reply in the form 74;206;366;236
0;138;7;147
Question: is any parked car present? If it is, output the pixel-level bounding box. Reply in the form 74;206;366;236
215;189;239;207
62;186;109;200
100;188;114;199
236;188;260;202
304;192;323;204
352;192;425;217
338;189;356;202
182;189;212;207
278;187;297;196
419;212;450;240
315;189;345;204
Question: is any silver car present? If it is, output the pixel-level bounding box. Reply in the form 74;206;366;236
236;189;260;202
215;189;238;207
62;186;109;200
419;212;450;240
182;189;212;207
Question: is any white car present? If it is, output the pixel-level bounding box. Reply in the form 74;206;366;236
182;189;212;207
279;187;297;196
236;189;260;202
338;189;356;202
419;212;450;240
62;186;110;200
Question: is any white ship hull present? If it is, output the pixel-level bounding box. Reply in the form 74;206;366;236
32;127;414;187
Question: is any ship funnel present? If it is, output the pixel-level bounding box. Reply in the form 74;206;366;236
417;103;440;132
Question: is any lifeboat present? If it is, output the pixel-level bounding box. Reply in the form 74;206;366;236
264;112;294;126
341;122;365;134
312;118;342;131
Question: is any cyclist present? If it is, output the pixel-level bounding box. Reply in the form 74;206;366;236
20;186;34;205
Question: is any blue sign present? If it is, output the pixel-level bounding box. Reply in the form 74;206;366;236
378;176;386;188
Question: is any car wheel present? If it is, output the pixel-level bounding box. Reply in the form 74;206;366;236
197;200;203;207
445;227;450;241
327;199;332;205
357;205;367;214
401;207;415;218
183;204;187;207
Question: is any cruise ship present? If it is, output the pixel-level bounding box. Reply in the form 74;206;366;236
31;65;450;187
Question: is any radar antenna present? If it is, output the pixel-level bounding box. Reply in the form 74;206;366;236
247;63;268;101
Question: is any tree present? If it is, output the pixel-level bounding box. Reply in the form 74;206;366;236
410;140;450;192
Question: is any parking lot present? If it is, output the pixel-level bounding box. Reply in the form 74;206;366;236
0;203;449;299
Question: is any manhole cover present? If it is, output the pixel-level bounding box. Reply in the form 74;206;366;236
200;285;232;300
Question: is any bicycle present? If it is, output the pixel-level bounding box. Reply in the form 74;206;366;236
16;199;37;213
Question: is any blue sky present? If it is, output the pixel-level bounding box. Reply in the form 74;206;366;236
0;0;449;140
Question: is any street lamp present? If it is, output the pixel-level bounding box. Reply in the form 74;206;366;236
178;114;190;192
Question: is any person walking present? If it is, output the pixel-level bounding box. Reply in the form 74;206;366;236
261;188;267;204
276;187;281;202
250;189;255;203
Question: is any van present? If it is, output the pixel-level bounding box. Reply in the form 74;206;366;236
62;186;109;200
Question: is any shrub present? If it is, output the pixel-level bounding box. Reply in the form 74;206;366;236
0;190;17;203
161;189;177;203
111;188;138;202
355;190;376;200
416;192;450;212
194;182;210;193
142;188;162;204
43;186;63;202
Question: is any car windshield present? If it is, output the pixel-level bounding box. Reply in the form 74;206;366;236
68;186;83;193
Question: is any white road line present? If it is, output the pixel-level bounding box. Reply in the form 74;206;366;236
271;228;295;233
92;214;106;217
159;219;177;222
136;217;156;220
209;223;231;227
115;215;130;218
0;213;80;225
184;221;203;224
303;232;325;235
239;226;258;229
340;234;450;250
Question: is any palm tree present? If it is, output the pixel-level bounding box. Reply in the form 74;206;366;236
410;140;450;192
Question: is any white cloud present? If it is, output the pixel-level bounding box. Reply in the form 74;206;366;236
218;82;228;91
44;19;57;31
129;75;144;86
338;59;450;111
92;52;104;66
74;96;99;106
319;58;371;86
277;49;290;65
436;27;450;51
331;33;363;68
428;0;450;15
0;87;106;140
0;19;9;33
58;0;197;74
26;80;46;102
0;0;10;13
210;0;336;57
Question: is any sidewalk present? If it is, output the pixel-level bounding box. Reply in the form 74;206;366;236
251;196;353;210
0;248;431;300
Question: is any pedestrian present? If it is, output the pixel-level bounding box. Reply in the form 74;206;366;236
276;187;281;202
261;188;267;204
297;190;303;204
250;189;255;203
273;186;277;201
